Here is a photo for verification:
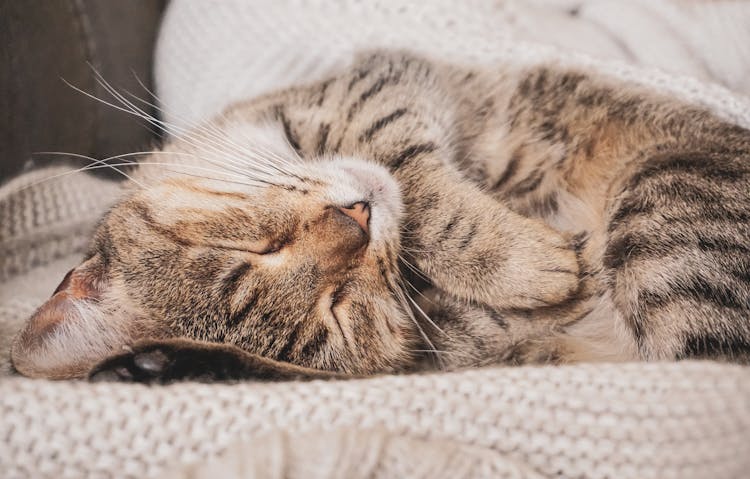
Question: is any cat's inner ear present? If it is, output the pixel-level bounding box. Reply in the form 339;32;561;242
11;255;139;379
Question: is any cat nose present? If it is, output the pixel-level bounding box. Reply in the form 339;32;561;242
337;202;370;235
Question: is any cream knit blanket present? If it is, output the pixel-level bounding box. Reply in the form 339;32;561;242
2;362;749;478
2;1;750;477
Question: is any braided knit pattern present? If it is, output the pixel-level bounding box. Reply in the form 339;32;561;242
2;1;750;477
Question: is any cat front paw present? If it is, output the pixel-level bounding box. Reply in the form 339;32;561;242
502;231;586;310
88;339;233;384
88;338;342;383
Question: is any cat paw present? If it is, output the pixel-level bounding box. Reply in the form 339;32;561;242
88;338;340;383
501;231;585;310
88;339;223;384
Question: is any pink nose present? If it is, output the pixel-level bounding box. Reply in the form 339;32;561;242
338;202;370;235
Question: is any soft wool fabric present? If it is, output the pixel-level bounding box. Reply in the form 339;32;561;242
2;363;750;479
2;0;750;477
155;0;750;130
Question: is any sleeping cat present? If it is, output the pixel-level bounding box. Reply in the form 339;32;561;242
10;50;750;382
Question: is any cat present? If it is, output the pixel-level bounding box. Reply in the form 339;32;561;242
10;50;750;383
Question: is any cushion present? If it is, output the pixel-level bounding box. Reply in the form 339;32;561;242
0;0;165;182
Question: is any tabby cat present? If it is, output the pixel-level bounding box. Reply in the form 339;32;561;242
10;50;750;382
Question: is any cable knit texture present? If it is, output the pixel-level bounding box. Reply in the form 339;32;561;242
2;1;750;477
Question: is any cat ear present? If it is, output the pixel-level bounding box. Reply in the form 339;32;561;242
11;255;136;379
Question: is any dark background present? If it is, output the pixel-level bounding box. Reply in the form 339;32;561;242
0;1;167;183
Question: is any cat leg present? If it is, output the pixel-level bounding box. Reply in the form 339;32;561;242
88;338;343;383
415;282;597;369
392;154;584;312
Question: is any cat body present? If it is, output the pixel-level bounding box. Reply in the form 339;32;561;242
11;51;750;381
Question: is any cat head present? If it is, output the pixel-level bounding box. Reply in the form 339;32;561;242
11;123;420;378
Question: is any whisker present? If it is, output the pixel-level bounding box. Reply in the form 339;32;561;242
68;68;302;187
156;170;275;188
391;281;439;353
30;151;274;190
74;163;274;188
28;151;145;189
81;73;277;181
80;161;276;187
38;150;249;181
401;277;437;305
123;87;299;178
393;276;447;370
402;287;448;338
398;254;431;281
128;73;300;173
121;74;301;179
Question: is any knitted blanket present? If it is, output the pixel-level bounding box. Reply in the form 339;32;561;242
2;1;750;477
2;363;749;478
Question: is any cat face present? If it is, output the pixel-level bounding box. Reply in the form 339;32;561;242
11;129;419;379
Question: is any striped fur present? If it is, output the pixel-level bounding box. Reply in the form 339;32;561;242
11;51;750;381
